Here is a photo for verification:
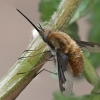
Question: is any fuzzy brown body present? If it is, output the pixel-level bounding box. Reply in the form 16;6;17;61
47;31;84;76
16;9;84;77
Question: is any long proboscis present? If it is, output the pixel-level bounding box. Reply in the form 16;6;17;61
16;9;43;36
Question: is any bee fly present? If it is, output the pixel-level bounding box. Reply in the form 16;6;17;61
17;9;100;96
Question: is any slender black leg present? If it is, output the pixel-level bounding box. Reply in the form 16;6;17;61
36;69;57;76
18;50;51;60
33;69;57;78
17;69;57;77
23;44;46;53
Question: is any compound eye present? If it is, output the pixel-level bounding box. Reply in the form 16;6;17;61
42;30;51;43
43;33;49;43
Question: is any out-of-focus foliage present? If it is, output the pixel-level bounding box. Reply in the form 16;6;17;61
39;0;61;21
88;1;100;68
88;1;100;42
64;22;79;40
53;91;100;100
53;91;77;100
39;0;91;40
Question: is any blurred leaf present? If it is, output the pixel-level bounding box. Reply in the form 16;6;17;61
87;0;100;68
82;95;100;100
53;91;100;100
64;22;79;40
88;53;100;68
39;0;94;22
38;0;95;40
53;91;77;100
39;0;61;21
71;0;95;23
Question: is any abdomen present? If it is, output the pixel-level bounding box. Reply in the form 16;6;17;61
68;39;84;76
48;31;84;76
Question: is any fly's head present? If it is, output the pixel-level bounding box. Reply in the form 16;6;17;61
16;9;52;46
35;24;51;43
35;25;61;51
17;9;63;50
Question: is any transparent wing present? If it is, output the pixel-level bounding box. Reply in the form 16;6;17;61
56;50;74;97
76;40;100;53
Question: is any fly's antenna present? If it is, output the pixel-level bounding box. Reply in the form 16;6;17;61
16;9;44;36
37;24;44;32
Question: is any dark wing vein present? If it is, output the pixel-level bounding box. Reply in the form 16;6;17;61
76;40;100;52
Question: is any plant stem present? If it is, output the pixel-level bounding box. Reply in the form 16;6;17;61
0;0;82;99
83;54;100;85
83;54;100;94
49;0;82;31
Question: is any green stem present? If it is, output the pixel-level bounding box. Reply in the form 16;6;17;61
0;0;82;99
48;0;82;31
0;35;50;100
83;54;100;94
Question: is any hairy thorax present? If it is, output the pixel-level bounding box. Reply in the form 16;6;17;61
48;31;84;76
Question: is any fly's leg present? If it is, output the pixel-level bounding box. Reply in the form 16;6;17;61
18;50;51;59
35;69;57;76
23;44;46;53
